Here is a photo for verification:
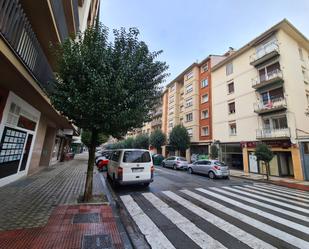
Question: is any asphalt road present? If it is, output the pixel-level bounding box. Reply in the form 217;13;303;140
110;166;309;249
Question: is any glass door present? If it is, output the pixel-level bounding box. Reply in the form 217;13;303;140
19;134;33;171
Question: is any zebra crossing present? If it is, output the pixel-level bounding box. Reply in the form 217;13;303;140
120;183;309;249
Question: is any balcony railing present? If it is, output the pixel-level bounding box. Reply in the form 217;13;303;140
50;0;69;42
151;119;162;127
256;128;290;140
254;97;287;114
0;0;54;94
252;69;283;89
250;41;279;66
73;0;80;32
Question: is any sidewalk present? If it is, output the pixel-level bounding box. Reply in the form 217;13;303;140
230;169;309;191
0;153;125;249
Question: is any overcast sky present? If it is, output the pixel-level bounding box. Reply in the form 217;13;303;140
99;0;309;85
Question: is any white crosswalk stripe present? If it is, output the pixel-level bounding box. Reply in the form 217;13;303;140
120;184;309;249
120;195;175;249
254;184;309;198
142;192;227;249
244;185;309;203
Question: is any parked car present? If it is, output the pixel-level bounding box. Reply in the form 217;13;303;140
107;149;154;187
187;160;229;179
95;150;112;171
152;154;165;166
162;156;188;170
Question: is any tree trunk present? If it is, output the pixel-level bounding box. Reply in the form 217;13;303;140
265;162;270;181
83;129;98;202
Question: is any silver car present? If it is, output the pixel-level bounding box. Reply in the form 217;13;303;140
162;156;188;170
188;160;229;179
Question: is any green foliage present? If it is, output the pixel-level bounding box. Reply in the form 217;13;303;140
123;137;135;148
51;23;168;137
209;144;219;159
255;143;274;163
169;125;190;151
133;134;149;149
81;130;108;147
149;130;166;151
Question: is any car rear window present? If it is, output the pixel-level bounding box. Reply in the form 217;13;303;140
123;151;151;163
178;157;186;161
214;161;226;166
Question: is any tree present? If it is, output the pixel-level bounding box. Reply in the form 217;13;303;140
123;137;135;149
255;143;274;180
149;129;166;153
81;130;108;147
51;23;168;201
169;125;190;156
209;144;219;159
133;134;149;149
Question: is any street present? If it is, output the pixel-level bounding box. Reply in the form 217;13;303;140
112;166;309;249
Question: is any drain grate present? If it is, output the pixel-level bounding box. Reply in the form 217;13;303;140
82;234;114;249
72;213;100;224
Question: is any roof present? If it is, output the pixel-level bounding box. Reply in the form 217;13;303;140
166;62;199;88
211;19;309;72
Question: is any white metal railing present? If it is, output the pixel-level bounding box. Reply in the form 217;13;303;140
250;40;279;63
252;69;283;87
254;97;286;112
256;128;290;139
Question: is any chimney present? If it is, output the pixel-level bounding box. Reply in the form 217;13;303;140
224;47;236;56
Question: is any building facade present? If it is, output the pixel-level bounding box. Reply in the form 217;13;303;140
212;19;309;180
0;0;99;186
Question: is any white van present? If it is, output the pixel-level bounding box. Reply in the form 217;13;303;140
107;149;154;187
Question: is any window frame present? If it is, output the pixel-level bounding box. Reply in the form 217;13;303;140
201;126;209;136
226;62;233;75
228;102;236;114
201;109;209;119
186;113;193;122
201;94;209;103
201;78;208;88
186;84;193;94
229;122;237;136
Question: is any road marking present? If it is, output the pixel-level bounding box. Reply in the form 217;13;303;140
229;186;309;215
181;189;309;249
217;187;309;223
254;184;309;198
142;192;226;249
244;185;309;203
162;190;276;249
120;195;175;249
197;188;309;234
237;185;309;207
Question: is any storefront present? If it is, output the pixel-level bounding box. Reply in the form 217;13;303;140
242;140;303;180
219;143;244;170
0;91;40;186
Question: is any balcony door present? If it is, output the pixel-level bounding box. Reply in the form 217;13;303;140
261;87;284;105
263;115;287;130
258;62;280;82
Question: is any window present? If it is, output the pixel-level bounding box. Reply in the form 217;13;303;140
227;82;234;94
186;71;194;80
229;123;237;135
169;95;174;103
299;47;304;61
202;63;208;72
201;94;209;103
228;102;235;114
187;128;193;137
258;62;281;82
186;84;193;93
226;62;233;75
201;78;208;88
180;105;184;112
111;151;121;162
201;110;209;119
123;151;151;163
272;116;288;129
185;98;193;107
202;127;209;136
186;113;193;122
168;122;173;128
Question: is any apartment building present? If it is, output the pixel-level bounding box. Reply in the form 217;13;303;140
0;0;99;186
212;19;309;180
162;56;225;160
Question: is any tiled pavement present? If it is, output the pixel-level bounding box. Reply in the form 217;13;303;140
0;153;104;231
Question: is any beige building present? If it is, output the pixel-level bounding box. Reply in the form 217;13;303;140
212;19;309;180
0;0;99;186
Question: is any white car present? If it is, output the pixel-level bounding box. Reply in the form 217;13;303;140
107;149;154;187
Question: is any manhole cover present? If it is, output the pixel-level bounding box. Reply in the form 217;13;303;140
82;234;113;249
72;213;100;224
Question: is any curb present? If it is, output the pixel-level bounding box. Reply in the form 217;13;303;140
98;173;150;249
230;174;309;192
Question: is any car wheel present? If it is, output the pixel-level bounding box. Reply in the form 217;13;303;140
208;171;216;179
143;182;150;187
173;164;177;170
188;167;193;174
224;176;230;180
162;162;165;168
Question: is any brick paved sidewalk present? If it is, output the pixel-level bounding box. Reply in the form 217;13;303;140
0;153;125;248
0;204;124;249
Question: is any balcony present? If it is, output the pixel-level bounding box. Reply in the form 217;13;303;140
151;119;162;127
0;0;54;94
252;69;283;89
250;41;279;67
153;109;163;118
254;97;287;114
256;128;290;140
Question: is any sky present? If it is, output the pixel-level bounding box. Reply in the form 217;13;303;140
99;0;309;85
